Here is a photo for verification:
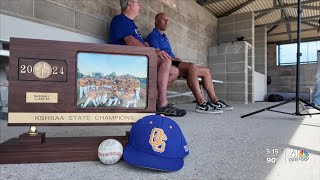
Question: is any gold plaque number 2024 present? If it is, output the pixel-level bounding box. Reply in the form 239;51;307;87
20;61;64;79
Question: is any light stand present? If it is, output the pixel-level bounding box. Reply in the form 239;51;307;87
241;0;320;118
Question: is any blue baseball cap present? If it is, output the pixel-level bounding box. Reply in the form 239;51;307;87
123;115;189;171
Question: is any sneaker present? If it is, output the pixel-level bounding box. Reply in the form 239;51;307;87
195;102;223;114
156;103;187;117
210;100;234;111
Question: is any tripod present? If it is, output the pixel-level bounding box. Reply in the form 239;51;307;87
241;0;320;118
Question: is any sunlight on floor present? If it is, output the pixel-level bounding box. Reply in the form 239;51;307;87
266;112;320;180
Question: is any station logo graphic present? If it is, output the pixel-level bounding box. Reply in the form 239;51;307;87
299;150;309;161
287;149;309;162
288;149;299;162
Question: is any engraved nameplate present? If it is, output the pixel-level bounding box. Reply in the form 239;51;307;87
26;92;58;103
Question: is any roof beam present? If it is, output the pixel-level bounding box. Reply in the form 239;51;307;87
255;0;319;14
268;28;315;36
256;15;320;27
301;5;320;10
267;25;279;34
197;0;225;6
255;12;271;20
218;0;256;17
304;19;319;23
302;21;319;29
268;36;320;44
197;0;206;5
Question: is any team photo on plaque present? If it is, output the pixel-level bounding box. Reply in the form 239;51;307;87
77;53;148;109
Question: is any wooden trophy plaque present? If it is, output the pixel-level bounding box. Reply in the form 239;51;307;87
0;38;157;164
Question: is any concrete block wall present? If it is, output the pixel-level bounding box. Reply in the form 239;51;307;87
209;41;251;104
267;44;317;94
217;12;254;70
255;27;267;75
0;0;217;66
1;0;109;40
217;12;255;103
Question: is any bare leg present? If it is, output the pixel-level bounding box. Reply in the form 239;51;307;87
167;65;179;87
178;62;206;105
197;66;218;103
157;59;172;107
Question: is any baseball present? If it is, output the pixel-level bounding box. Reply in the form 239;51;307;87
98;139;123;165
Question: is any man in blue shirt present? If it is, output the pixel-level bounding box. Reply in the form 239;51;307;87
146;13;234;114
109;0;186;117
312;79;320;107
312;52;320;107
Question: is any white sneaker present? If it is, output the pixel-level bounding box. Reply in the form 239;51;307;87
210;100;234;111
195;102;223;114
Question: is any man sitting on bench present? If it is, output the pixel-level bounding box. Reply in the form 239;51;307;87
109;0;186;117
312;51;320;108
146;13;233;113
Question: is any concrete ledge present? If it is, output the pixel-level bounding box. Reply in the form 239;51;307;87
0;112;8;120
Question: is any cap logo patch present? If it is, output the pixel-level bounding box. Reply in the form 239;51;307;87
149;128;167;153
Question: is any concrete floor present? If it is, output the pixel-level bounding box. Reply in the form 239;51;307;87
1;102;320;180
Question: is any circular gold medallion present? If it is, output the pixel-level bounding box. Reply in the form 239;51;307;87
33;61;52;79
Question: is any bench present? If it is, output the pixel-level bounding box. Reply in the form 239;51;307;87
167;77;223;98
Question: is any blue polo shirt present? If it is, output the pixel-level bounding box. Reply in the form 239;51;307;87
109;14;144;45
146;28;175;58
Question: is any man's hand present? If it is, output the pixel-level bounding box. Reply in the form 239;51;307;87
155;49;171;60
